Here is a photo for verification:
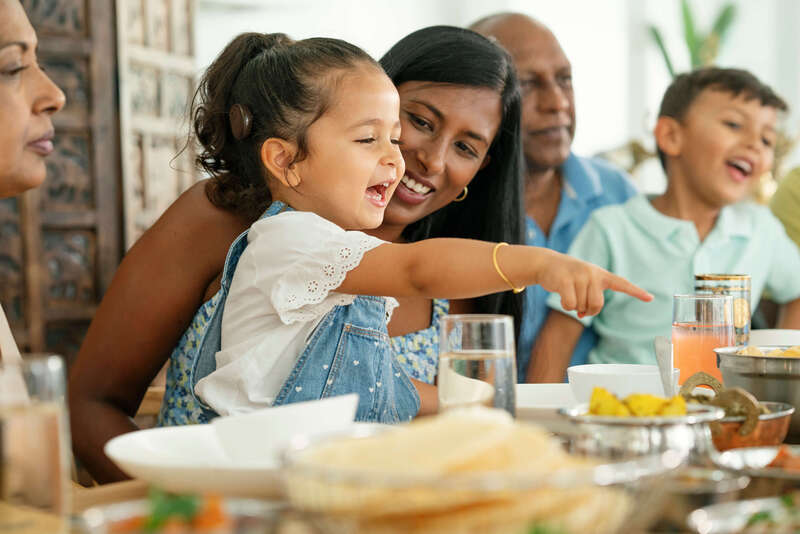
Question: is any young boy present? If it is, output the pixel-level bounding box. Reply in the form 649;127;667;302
527;67;800;382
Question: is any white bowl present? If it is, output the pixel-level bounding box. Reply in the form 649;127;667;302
567;364;679;403
748;329;800;346
515;383;578;435
211;394;358;464
516;383;577;410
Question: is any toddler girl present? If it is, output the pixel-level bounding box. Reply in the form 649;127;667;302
188;33;651;422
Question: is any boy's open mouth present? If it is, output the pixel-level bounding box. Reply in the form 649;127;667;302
726;157;754;182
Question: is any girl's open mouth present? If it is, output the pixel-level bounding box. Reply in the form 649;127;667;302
365;181;391;207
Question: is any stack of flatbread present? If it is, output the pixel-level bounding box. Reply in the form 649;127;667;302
284;408;633;534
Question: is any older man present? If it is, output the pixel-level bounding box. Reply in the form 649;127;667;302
471;13;637;381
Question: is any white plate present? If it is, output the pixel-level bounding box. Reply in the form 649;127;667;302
516;383;576;410
105;394;368;499
515;383;577;435
105;421;385;498
105;424;283;498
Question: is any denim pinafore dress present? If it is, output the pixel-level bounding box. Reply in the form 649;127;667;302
157;202;420;426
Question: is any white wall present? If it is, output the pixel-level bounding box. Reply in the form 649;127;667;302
196;0;800;189
196;0;630;157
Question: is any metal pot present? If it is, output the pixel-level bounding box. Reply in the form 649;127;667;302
716;346;800;442
712;402;795;451
558;403;724;465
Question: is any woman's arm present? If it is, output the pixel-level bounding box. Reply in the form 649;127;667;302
68;181;248;483
339;240;652;317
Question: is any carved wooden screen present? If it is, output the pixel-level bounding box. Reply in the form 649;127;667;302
116;0;197;247
0;0;122;362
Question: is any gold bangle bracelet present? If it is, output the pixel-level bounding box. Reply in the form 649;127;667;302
492;242;524;294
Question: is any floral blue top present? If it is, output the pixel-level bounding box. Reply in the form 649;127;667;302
390;298;449;385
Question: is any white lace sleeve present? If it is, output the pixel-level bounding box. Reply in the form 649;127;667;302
247;211;389;325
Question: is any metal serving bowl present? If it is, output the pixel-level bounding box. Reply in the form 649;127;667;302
558;403;724;464
647;468;750;532
715;346;800;441
711;402;795;451
712;444;800;498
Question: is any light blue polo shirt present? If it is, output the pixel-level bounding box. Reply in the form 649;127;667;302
517;153;636;379
547;195;800;366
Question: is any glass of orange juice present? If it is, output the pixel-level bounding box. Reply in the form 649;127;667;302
672;294;734;383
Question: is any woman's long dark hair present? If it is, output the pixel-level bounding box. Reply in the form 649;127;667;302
381;26;525;337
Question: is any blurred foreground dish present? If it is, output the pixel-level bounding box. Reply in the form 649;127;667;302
282;407;672;534
81;491;286;534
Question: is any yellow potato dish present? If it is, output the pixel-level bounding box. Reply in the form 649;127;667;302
588;387;687;417
737;345;800;357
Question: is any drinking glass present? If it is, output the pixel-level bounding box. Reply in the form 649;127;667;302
672;295;734;383
694;274;751;346
0;355;71;532
438;315;516;416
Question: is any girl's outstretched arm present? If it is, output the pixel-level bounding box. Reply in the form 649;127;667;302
338;239;652;317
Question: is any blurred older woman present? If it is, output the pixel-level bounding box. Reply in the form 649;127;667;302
0;0;66;359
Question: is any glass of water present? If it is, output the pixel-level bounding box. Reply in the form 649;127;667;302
438;314;517;416
0;355;71;532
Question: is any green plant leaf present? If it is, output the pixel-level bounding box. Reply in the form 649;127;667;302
711;4;737;43
698;4;737;66
745;510;773;526
527;523;567;534
648;26;676;78
144;488;201;532
681;0;701;68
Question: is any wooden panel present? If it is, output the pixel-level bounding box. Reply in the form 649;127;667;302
0;199;24;327
19;189;45;353
38;55;90;124
24;0;88;37
45;321;91;363
41;229;97;308
129;62;161;117
42;132;94;212
88;0;122;294
117;0;197;248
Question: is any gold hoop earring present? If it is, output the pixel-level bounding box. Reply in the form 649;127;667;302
453;186;468;202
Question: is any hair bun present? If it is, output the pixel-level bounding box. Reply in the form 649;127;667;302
229;103;253;140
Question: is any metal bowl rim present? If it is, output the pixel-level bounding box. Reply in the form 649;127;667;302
715;345;800;359
558;403;724;426
718;401;796;423
712;444;800;482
